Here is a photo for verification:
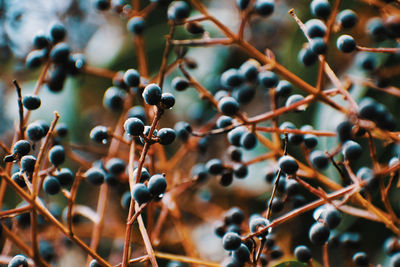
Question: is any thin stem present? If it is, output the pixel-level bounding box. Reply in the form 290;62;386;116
13;80;24;140
357;46;400;53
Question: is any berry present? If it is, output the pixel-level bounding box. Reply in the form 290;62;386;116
258;71;278;89
309;150;329;170
157;128;176;145
127;17;145;35
276;80;292;98
143;83;162;105
103;86;126;112
305;19;327;38
148;174;167;197
366;18;386;41
240;132;257;150
249;215;270;234
12;172;26;188
33;31;50;49
269;246;283;259
121;191;131;209
8;255;28;267
90;126;109;144
124;118;145;136
171;77;189;91
105;158;126;175
337;9;358;29
216;116;233;128
229;147;242;162
50;42;71;64
236;0;250;10
26;122;45;141
56;168;75;187
336;120;353;142
323;207;342;229
123;69;140;87
390;253;400;267
310;37;327;55
43;176;61;195
228;126;246;147
255;0;274;17
298;47;318;66
356;52;377;71
55;123;68;138
220;172;233;186
309;222;330;245
294;245;312;263
160;92;175;109
48;21;67;43
47;66;67;92
222;232;241;251
278;155;298;175
168;1;190;21
13;140;30;156
385;15;400;39
128;106;147;123
304;134;318;149
89;259;102;267
285;94;306;112
271;197;284;213
342;140;362;161
233;164;248;178
337;34;356;53
218;96;239;116
352;252;369;266
133;167;151;182
174;121;192;142
48;145;65;166
191;164;208;183
225;207;244;225
206;158;224;175
22;94;41;110
132;183;151;205
94;0;110;10
221;69;243;88
239;60;259;81
233;243;250;263
310;0;331;19
185;22;205;35
39;240;55;262
85;168;105;185
232;85;255;105
25;50;45;69
21;155;36;173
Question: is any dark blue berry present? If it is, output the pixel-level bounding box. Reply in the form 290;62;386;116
191;164;208;183
323;207;342;229
56;168;75;187
310;37;327;55
232;86;255;105
48;145;65;166
103;86;126;112
85;168;105;185
228;126;246;147
39;240;55;262
206;158;224;175
337;34;356;53
276;80;292;98
249;215;269;234
309;222;330;245
352;252;369;266
48;21;67;43
132;183;151;205
342;140;362;161
294;245;312;263
105;158;126;175
50;42;71;64
90;126;109;144
222;232;241;251
121;191;131;209
89;259;102;267
309;150;329;170
25;50;45;69
13;140;30;156
161;92;175;109
168;1;190;21
128;106;147;123
366;18;387;41
33;32;50;49
236;0;250;10
298;47;318;66
47;66;67;92
94;0;111;11
239;60;259;81
337;9;358;29
127;17;145;35
285;94;306;112
123;69;140;87
336;120;353;142
157;128;176;145
133;167;151;182
43;176;61;195
229;147;242;162
311;0;331;19
218;96;239;116
357;52;377;71
278;155;298;175
55;123;68;138
255;0;274;17
148;174;167;197
174;121;192;142
271;197;284;213
172;77;189;91
233;164;248;178
258;71;278;89
221;69;243;88
233;243;250;263
216;116;233;128
124;117;145;136
305;19;327;38
240;132;257;150
26;122;44;141
8;255;28;267
22;94;41;110
143;83;162;105
225;207;244;225
21;155;36;173
304;134;318;149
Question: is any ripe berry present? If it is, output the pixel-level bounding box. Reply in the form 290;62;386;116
233;243;250;263
85;168;105;185
285;94;306;112
310;37;327;55
168;1;190;21
8;255;28;267
323;207;342;229
143;83;162;105
26;122;45;141
89;259;102;267
310;0;331;19
128;106;147;123
191;164;208;183
305;19;327;38
294;245;312;263
33;31;50;49
157;128;176;145
352;252;369;266
105;158;126;175
25;50;45;69
258;71;278;89
233;164;248;178
278;155;298;175
216;116;233;128
22;94;41;110
222;232;241;251
309;222;330;245
13;140;30;156
21;155;36;173
298;47;318;66
390;252;400;267
228;126;246;147
337;34;356;53
255;0;274;17
206;158;224;175
148;174;167;197
132;183;151;205
336;120;353;142
50;42;71;64
48;145;65;166
218;96;239;116
232;86;255;105
185;22;205;35
303;134;318;149
56;168;75;187
124;118;145;136
43;176;61;195
133;167;151;182
219;172;233;186
121;191;131;209
276;80;292;98
240;132;257;150
236;0;250;10
171;77;189;91
55;123;68;138
103;86;126;112
342;140;362;161
239;60;259;81
225;207;244;225
356;52;377;71
229;147;242;162
47;66;67;92
93;0;110;10
337;9;358;29
48;21;67;43
127;17;145;35
270;246;283;259
39;240;55;262
249;215;270;234
366;17;386;41
160;92;175;109
309;150;329;170
271;197;284;213
12;172;26;188
90;126;109;144
123;69;140;87
174;121;192;142
221;69;243;88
